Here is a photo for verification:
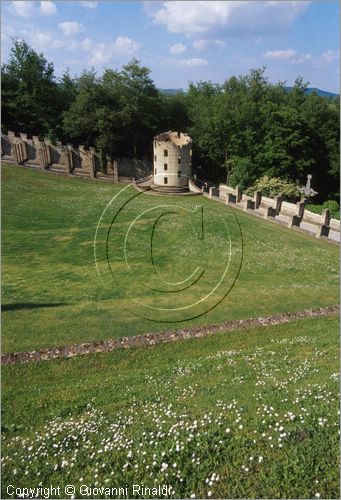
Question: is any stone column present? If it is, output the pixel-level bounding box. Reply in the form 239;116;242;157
254;191;261;209
8;132;17;163
113;160;119;183
274;195;283;215
33;137;49;169
38;143;49;169
15;141;28;164
209;187;213;199
89;147;96;178
296;200;306;219
11;141;19;164
321;209;331;226
64;145;74;174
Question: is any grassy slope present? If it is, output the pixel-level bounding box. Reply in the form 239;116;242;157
2;315;339;498
2;165;339;353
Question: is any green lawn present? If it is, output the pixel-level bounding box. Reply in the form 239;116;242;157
2;315;339;499
2;165;339;353
2;166;339;498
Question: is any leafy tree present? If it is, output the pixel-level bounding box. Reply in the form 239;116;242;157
1;38;73;137
64;59;161;162
63;69;102;147
184;68;339;201
2;38;339;202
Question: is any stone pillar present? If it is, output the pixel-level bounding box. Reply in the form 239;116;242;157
33;137;49;169
296;200;306;219
321;209;331;226
8;132;18;162
38;143;49;169
8;132;28;164
254;191;261;209
235;186;242;203
15;141;28;164
316;224;330;238
89;147;96;178
209;187;213;199
11;142;19;164
274;195;283;215
113;160;119;183
287;215;301;228
64;145;74;174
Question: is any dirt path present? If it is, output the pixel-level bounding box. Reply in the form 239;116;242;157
2;305;339;365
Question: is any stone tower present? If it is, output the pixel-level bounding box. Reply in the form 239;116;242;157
152;131;192;192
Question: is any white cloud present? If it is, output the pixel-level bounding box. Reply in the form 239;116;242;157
112;36;140;55
81;38;93;51
146;1;310;36
319;50;339;64
295;53;312;64
193;39;208;50
265;49;296;59
87;36;141;65
181;57;208;67
193;39;225;50
169;43;187;55
79;1;98;8
59;21;83;36
30;32;54;49
20;28;65;50
40;1;57;16
9;1;35;18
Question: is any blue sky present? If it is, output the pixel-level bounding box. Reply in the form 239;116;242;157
1;1;340;92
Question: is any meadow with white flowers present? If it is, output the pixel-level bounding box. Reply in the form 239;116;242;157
2;315;339;498
2;166;339;498
2;166;339;353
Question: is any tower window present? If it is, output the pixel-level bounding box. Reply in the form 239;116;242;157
164;163;168;170
154;168;157;174
164;177;168;184
178;158;181;164
178;171;181;178
164;150;168;157
154;155;157;162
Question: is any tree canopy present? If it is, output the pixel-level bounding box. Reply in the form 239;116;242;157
1;39;339;201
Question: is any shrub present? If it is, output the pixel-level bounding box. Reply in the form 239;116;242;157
306;200;340;220
244;175;301;201
322;200;340;219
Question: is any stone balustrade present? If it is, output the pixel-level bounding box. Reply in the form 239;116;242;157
214;183;340;244
1;131;151;182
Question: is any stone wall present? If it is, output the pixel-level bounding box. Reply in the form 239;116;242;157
208;183;340;244
1;131;152;182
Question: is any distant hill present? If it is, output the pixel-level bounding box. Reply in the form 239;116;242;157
158;88;184;95
304;87;338;98
159;87;339;98
285;87;338;98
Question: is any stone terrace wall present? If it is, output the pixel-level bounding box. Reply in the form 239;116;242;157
207;183;340;244
1;131;152;182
